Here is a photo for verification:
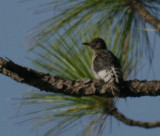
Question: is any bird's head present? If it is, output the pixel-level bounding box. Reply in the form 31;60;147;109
82;37;107;51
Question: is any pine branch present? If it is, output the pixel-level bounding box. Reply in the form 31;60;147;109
128;0;160;30
104;102;160;128
0;57;160;98
111;107;160;128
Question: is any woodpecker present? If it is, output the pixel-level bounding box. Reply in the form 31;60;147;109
83;37;123;84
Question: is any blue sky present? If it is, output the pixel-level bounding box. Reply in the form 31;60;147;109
0;0;160;136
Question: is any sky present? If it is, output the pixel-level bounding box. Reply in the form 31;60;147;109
0;0;160;136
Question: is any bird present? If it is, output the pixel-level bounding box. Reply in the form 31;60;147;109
82;37;123;84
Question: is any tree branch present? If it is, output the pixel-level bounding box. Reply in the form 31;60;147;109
111;107;160;128
0;57;160;98
128;0;160;30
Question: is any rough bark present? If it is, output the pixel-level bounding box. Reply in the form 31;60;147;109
109;107;160;128
128;0;160;30
0;57;160;98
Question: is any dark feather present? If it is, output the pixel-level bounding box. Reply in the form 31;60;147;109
93;50;123;83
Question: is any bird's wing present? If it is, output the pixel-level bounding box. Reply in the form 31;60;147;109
93;50;123;83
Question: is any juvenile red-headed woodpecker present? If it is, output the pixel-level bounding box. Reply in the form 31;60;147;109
83;37;123;84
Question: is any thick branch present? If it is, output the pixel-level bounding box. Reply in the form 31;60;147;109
111;107;160;128
128;0;160;30
0;57;160;98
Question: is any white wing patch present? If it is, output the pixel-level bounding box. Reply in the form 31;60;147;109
97;67;122;83
98;69;113;82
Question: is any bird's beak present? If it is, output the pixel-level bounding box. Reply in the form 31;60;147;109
82;42;89;46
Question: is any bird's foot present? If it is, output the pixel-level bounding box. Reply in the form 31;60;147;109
100;83;120;97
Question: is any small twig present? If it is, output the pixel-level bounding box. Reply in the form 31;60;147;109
111;107;160;128
128;0;160;30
